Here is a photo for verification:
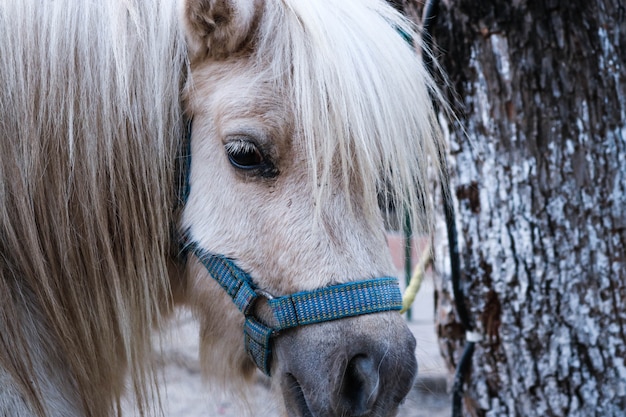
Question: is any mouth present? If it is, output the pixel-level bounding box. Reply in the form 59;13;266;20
283;373;314;417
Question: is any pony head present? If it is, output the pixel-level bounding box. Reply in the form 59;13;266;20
179;0;441;415
0;0;441;415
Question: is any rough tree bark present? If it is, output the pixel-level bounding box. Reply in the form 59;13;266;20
397;0;626;416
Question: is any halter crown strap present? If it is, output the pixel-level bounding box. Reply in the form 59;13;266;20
188;242;403;375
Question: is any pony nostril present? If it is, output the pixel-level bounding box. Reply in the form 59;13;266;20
339;354;380;416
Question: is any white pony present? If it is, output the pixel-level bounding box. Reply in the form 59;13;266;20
0;0;441;416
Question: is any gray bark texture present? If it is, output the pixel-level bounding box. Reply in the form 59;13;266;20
398;0;626;416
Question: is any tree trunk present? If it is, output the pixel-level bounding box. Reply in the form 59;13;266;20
400;0;626;415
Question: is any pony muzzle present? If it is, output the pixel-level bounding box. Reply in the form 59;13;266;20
186;244;418;416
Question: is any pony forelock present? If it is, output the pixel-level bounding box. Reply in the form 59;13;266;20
256;0;442;234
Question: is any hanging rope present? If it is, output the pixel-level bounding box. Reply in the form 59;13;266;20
400;241;432;314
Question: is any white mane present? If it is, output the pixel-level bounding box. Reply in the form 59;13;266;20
0;1;186;415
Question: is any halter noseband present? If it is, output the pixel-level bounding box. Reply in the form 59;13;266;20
179;120;403;376
185;242;402;375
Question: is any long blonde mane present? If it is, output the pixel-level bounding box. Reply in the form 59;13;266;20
0;1;186;415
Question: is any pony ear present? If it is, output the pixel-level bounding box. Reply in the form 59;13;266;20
180;0;261;61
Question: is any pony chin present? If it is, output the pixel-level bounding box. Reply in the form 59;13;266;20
180;0;263;61
186;260;257;386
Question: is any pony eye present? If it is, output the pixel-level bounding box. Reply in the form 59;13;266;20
225;140;265;169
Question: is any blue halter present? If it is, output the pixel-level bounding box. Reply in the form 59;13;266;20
179;121;403;376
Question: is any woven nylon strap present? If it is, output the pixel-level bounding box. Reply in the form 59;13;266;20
189;242;403;375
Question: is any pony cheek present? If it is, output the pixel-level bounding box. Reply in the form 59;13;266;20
186;259;256;383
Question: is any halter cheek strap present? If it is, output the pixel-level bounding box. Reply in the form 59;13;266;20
187;241;403;376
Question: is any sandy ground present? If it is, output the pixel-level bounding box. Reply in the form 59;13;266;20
134;275;452;417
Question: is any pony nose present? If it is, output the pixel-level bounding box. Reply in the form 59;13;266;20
275;314;418;417
332;334;417;417
338;354;380;416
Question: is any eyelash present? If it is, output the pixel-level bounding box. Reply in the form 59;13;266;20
224;138;279;178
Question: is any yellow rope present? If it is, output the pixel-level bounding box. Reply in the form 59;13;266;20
400;241;432;314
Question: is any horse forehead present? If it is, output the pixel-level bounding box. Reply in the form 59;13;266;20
191;62;288;119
